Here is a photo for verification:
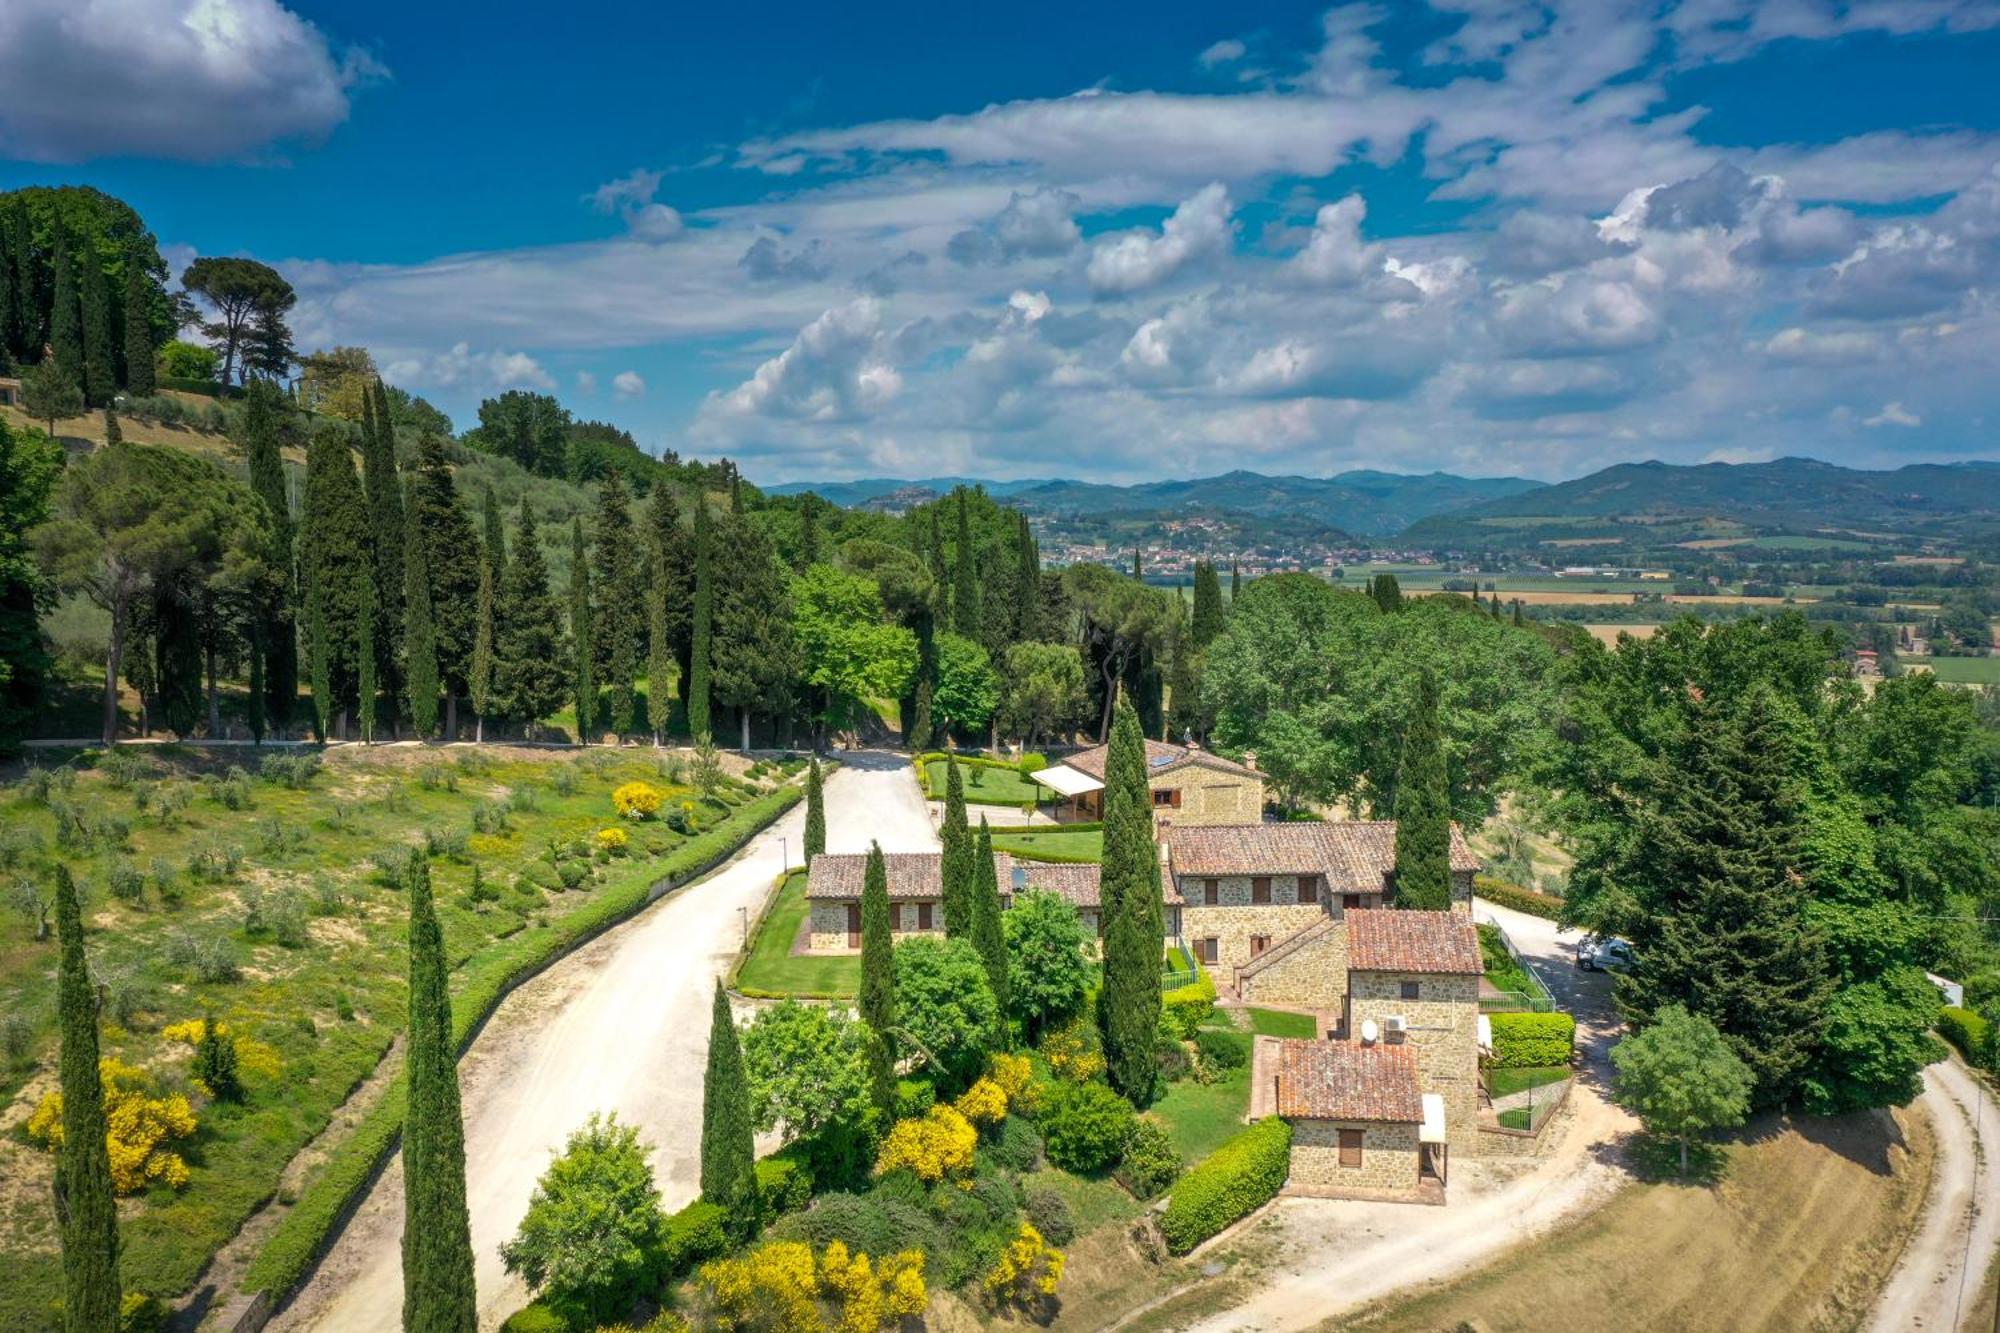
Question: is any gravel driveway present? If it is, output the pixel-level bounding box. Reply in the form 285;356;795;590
273;752;936;1332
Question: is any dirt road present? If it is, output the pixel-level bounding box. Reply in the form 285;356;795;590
1158;898;1635;1333
272;752;936;1332
1867;1055;1999;1333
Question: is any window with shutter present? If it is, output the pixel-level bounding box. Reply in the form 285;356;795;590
1203;878;1220;905
1338;1129;1364;1167
1297;875;1319;903
917;902;933;931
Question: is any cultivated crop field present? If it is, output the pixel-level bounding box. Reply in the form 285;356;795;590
0;742;793;1326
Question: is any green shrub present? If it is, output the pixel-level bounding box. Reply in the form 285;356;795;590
660;1199;728;1276
556;861;587;890
1117;1115;1182;1200
1017;752;1048;777
106;859;145;905
1023;1187;1074;1245
986;1114;1043;1173
1037;1080;1135;1173
1162;965;1218;1039
1474;874;1564;921
895;1077;936;1119
755;1151;814;1221
259;753;320;789
1937;1007;1993;1069
520;861;563;892
769;1189;941;1260
1156;1036;1192;1083
1194;1027;1250;1071
499;1302;570;1333
119;1292;169;1333
1489;1011;1576;1068
1160;1117;1292;1254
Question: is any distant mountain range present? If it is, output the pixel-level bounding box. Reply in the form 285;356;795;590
766;469;1545;538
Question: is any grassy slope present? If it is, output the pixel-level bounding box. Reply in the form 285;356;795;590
0;745;785;1326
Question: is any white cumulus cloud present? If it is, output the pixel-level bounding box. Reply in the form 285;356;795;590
1088;184;1235;294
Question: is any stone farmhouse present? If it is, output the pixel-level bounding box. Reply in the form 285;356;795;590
1030;740;1264;828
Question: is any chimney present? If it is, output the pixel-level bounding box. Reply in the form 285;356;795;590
1242;750;1257;772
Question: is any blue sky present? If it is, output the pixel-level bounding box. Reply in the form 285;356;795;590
3;1;1998;484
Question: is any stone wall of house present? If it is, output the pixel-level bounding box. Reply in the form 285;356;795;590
1237;921;1349;1012
1158;772;1266;827
806;898;948;951
1288;1118;1420;1193
1181;899;1326;976
1450;868;1475;913
1348;971;1480;1153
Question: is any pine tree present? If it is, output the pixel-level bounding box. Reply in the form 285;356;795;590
403;477;440;738
970;817;1009;1026
939;753;974;936
804;757;826;860
239;381;295;734
700;980;758;1219
402;852;477;1332
952;489;980;639
688;499;713;740
54;864;120;1333
569;516;595;743
1097;696;1160;1104
591;471;641;736
121;246;154;396
859;842;898;1120
1619;690;1834;1107
49;229;85;388
1191;561;1224;648
359;382;406;710
1391;669;1452;910
496;499;568;730
78;245;116;407
409;435;480;738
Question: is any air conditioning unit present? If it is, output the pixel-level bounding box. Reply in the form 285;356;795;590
1382;1015;1409;1039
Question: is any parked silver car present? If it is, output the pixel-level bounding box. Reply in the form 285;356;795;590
1576;934;1635;972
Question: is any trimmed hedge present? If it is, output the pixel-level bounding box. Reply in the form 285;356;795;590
499;1303;569;1333
1474;874;1565;922
239;784;803;1303
661;1199;729;1275
755;1150;814;1221
1938;1007;1993;1069
1160;1117;1292;1254
1162;964;1218;1039
1489;1011;1575;1069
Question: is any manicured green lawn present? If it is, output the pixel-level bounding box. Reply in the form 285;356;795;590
1018;1165;1143;1231
923;759;1046;806
734;870;859;997
1488;1065;1570;1098
1477;923;1547;1001
1905;655;2000;685
989;826;1103;862
1150;1064;1252;1162
1246;1007;1318;1038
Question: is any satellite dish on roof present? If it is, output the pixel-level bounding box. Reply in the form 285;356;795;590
1359;1018;1380;1046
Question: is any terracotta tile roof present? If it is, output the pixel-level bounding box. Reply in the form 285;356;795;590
1272;1039;1423;1122
1163;821;1479;891
1055;740;1261;783
1345;908;1482;975
807;853;1179;909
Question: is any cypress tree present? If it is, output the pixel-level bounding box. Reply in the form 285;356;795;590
122;246;154;395
306;569;331;741
1230;560;1240;601
239;381;295;733
404;477;440;738
1371;573;1403;614
970;818;1009;1026
496;499;568;730
1511;599;1524;627
0;211;18;369
301;426;373;733
54;864;120;1333
481;485;505;577
246;623;266;744
50;229;85;388
688;499;713;740
799;497;820;569
1391;669;1452;910
570;516;595;743
859;843;897;1120
804;757;826;860
469;488;501;743
643;481;692;729
645;544;672;745
591;471;641;737
909;677;934;754
78;245;115;407
952;489;980;639
1132;548;1142;580
357;579;377;743
101;402;121;445
402;852;477;1332
1013;512;1040;642
1190;561;1224;648
700;980;757;1219
409;435;480;738
939;754;974;936
195;1010;241;1102
1097;696;1160;1104
359;382;406;709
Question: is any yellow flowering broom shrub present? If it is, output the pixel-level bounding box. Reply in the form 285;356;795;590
162;1016;283;1087
873;1104;977;1185
982;1221;1065;1311
1041;1012;1105;1083
595;826;630;853
611;781;664;819
987;1051;1041;1116
952;1076;1008;1129
696;1239;926;1333
29;1058;198;1192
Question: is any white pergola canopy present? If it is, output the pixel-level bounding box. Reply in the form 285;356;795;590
1420;1093;1447;1145
1030;764;1105;798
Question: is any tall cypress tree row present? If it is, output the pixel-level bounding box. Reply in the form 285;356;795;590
591;471;641;737
359;382;406;712
54;864;120;1333
939;754;973;936
403;477;440;738
49;229;85;387
77;244;116;407
804;757;826;860
569;516;595;743
859;842;897;1120
496;498;567;729
970;817;1009;1027
1190;562;1224;648
122;245;154;396
1391;669;1452;909
300;425;373;735
951;489;980;639
1097;696;1160;1104
402;852;477;1332
238;380;296;734
700;980;758;1220
688;498;713;740
409;435;479;738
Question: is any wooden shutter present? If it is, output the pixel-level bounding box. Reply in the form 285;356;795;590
1298;875;1319;903
1338;1129;1364;1167
917;901;934;931
1203;878;1220;905
1252;876;1271;904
